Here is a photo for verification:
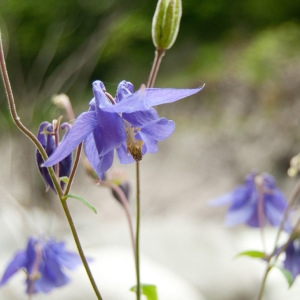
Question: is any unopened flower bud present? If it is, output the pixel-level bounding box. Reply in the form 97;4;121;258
112;181;131;204
288;153;300;177
52;93;75;121
52;94;70;109
103;169;131;204
152;0;182;50
36;121;72;191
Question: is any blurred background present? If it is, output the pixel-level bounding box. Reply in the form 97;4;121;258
1;0;300;299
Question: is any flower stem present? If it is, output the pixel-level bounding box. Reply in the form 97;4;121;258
256;181;266;252
64;142;82;196
0;32;63;196
257;178;300;300
273;178;300;249
62;144;103;299
102;181;136;258
147;48;165;88
0;32;102;300
61;199;103;300
135;161;141;300
133;44;166;299
257;264;272;300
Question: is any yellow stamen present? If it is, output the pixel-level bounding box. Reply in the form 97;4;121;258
124;120;144;161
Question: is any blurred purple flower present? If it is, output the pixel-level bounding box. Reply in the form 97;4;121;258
282;238;300;281
36;121;72;191
0;236;81;294
211;172;290;229
43;80;203;179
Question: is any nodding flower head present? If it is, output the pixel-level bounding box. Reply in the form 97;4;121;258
211;172;291;230
43;80;203;180
36;121;72;192
0;236;81;295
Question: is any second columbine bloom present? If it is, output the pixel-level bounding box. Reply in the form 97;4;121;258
43;80;203;179
211;172;291;230
0;236;81;294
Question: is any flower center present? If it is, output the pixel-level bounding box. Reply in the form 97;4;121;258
123;120;144;161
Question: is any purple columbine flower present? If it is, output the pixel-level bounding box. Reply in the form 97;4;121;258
0;236;81;294
211;172;291;230
43;80;203;179
36;121;72;191
282;237;300;281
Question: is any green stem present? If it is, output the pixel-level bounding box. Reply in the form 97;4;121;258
64;142;82;196
102;181;136;258
0;32;62;197
135;161;141;300
257;264;272;300
147;48;165;88
257;178;300;300
257;218;300;300
62;143;103;299
132;45;166;299
273;178;300;250
0;32;102;300
61;199;103;300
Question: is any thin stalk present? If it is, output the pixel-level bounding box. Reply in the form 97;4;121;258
258;192;266;253
273;178;300;249
0;33;102;300
0;32;62;197
102;181;136;258
61;199;103;300
257;222;298;300
53;118;61;178
257;179;300;300
63;142;82;196
257;264;272;300
28;243;43;297
62;143;103;299
132;44;166;299
135;161;141;300
147;48;165;88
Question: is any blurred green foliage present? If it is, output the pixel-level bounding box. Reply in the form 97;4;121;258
0;0;300;128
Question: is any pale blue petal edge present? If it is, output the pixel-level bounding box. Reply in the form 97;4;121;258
101;85;204;113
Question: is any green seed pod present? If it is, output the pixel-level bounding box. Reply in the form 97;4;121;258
152;0;182;50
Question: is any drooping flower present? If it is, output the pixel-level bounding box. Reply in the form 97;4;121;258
0;236;81;294
104;169;131;204
282;237;300;281
211;172;291;230
36;121;72;191
43;80;203;179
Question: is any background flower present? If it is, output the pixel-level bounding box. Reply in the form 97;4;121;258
0;236;81;294
282;238;300;281
211;172;291;229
